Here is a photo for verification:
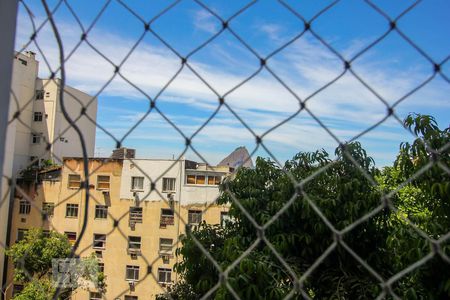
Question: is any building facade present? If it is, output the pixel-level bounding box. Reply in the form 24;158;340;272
1;51;98;296
8;51;98;177
5;155;231;299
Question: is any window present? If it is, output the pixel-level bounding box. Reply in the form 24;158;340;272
89;292;102;300
128;236;141;251
97;175;110;190
42;202;54;217
188;210;202;225
129;207;142;223
18;58;27;65
125;296;138;300
208;176;222;185
95;205;108;219
126;265;139;281
131;176;144;190
98;262;104;273
221;212;231;227
162;178;176;192
17;229;28;241
159;238;173;254
19;200;31;214
93;234;106;249
160;209;174;226
35;89;44;99
12;284;24;297
31;133;41;144
65;232;77;244
186;174;210;185
158;268;172;283
65;203;79;218
68;174;81;189
33;112;43;122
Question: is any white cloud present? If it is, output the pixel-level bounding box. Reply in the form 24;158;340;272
192;10;220;34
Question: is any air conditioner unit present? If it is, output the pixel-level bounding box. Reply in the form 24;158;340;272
128;280;136;291
162;255;170;264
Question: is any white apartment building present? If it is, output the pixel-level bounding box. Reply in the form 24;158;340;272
9;51;98;176
1;51;97;293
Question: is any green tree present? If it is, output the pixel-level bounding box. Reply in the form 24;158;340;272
165;114;449;299
165;142;392;299
6;228;106;299
379;114;450;298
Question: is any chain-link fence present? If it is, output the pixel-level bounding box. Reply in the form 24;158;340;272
1;0;449;299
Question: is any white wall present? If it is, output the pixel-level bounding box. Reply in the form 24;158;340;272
10;52;38;175
120;159;226;205
120;159;183;202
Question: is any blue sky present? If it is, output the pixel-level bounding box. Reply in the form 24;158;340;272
15;0;450;167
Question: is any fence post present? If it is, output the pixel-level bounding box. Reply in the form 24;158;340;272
0;0;19;298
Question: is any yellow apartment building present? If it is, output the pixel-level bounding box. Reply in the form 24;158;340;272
5;152;231;300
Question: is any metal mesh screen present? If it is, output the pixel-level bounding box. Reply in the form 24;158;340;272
1;0;449;299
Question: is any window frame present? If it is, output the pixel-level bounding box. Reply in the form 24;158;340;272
131;176;144;191
64;231;77;244
89;292;102;300
188;210;202;225
159;238;173;254
19;200;31;215
42;202;55;217
33;112;43;122
93;234;106;249
35;89;44;100
17;228;28;241
129;207;143;223
162;177;176;192
97;175;110;190
125;265;140;281
128;236;141;250
31;133;41;144
158;268;172;283
65;203;79;218
95;205;108;219
68;174;81;189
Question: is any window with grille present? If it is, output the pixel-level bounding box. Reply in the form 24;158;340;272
188;210;202;225
93;234;106;249
65;203;79;218
68;174;81;189
158;268;172;283
31;133;41;144
126;265;139;281
42;202;54;217
33;112;43;122
89;292;102;300
65;231;77;244
35;89;44;100
131;176;144;190
19;200;31;215
128;236;141;251
95;205;108;219
17;228;28;241
160;209;174;226
159;238;173;254
97;175;110;190
129;207;143;223
162;178;176;192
